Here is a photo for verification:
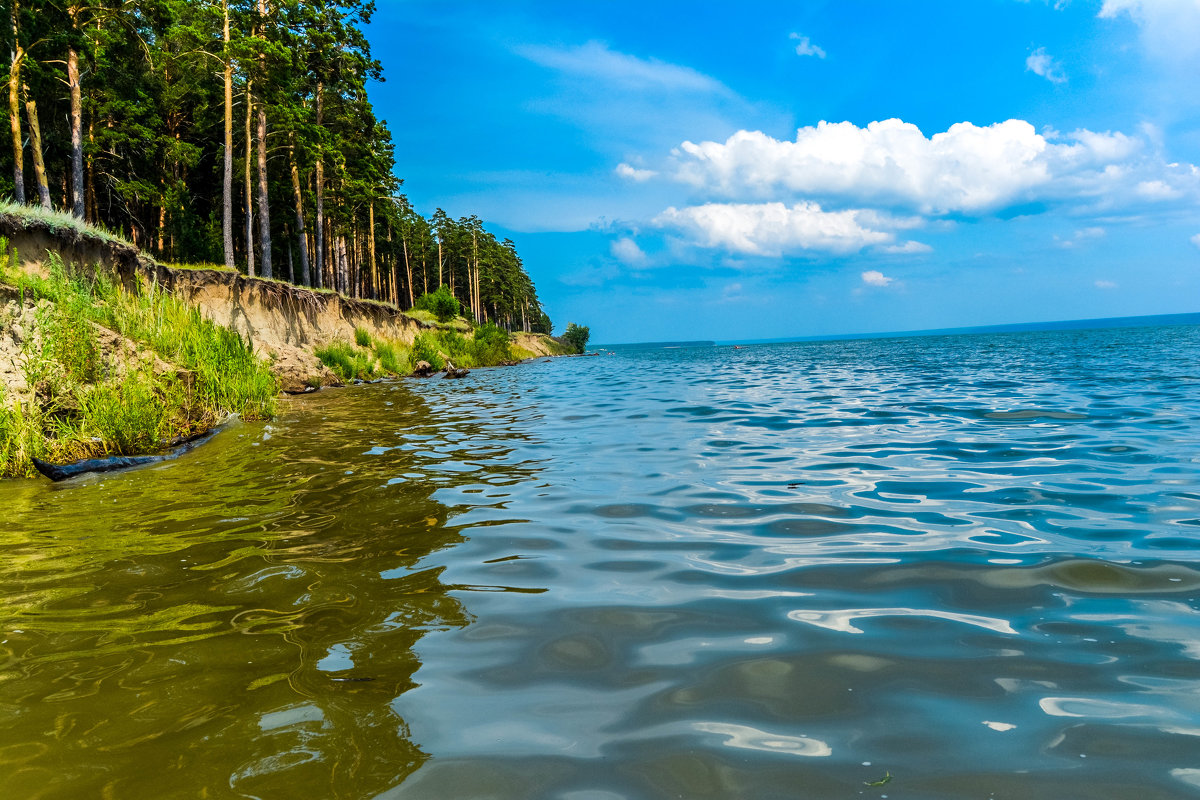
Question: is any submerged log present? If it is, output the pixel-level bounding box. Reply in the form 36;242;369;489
442;360;469;379
32;429;217;482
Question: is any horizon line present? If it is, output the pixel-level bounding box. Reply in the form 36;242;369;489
596;310;1200;348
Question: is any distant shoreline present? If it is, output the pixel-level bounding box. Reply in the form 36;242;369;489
598;311;1200;350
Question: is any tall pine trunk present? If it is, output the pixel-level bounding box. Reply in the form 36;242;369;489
325;218;333;289
254;0;271;278
256;103;271;278
221;0;234;269
387;221;397;306
67;48;84;218
402;236;413;308
7;47;23;205
288;134;310;285
244;81;254;276
338;236;349;296
24;90;51;209
368;201;377;300
313;83;324;290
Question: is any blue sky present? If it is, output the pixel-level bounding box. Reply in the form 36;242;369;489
367;0;1200;343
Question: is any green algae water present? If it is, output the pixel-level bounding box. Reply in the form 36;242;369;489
3;323;1200;799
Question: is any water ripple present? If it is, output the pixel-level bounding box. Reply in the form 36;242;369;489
2;324;1200;798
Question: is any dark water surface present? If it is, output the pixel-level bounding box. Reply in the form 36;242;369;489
3;325;1200;799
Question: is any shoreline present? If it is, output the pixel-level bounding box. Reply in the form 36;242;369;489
0;210;574;480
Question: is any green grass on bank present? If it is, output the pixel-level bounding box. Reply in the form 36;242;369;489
316;322;526;383
0;246;277;478
401;308;473;332
164;260;236;273
0;201;131;246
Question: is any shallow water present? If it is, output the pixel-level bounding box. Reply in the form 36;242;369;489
3;324;1200;799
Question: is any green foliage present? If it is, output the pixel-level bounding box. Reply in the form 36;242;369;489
410;332;445;371
354;326;372;347
470;323;514;366
563;322;591;354
437;329;470;364
0;394;48;478
0;5;553;332
373;340;408;375
0;254;278;477
9;255;278;421
104;283;276;421
414;284;461;322
41;300;101;386
533;311;553;335
315;340;375;383
79;372;170;454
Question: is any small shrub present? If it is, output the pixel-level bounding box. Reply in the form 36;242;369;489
471;323;514;366
413;284;461;323
440;329;472;364
410;332;445;371
354;326;371;347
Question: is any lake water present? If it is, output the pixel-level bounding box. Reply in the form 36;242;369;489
2;324;1200;799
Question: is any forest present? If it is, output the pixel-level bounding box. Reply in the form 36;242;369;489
2;0;552;334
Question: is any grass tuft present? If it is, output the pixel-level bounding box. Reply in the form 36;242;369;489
373;339;408;375
0;201;130;245
315;340;375;383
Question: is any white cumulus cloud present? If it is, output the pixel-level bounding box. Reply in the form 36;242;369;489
1094;279;1119;289
668;118;1198;216
616;162;658;182
790;32;827;59
1026;47;1067;83
861;270;893;287
655;201;894;257
1191;233;1200;248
